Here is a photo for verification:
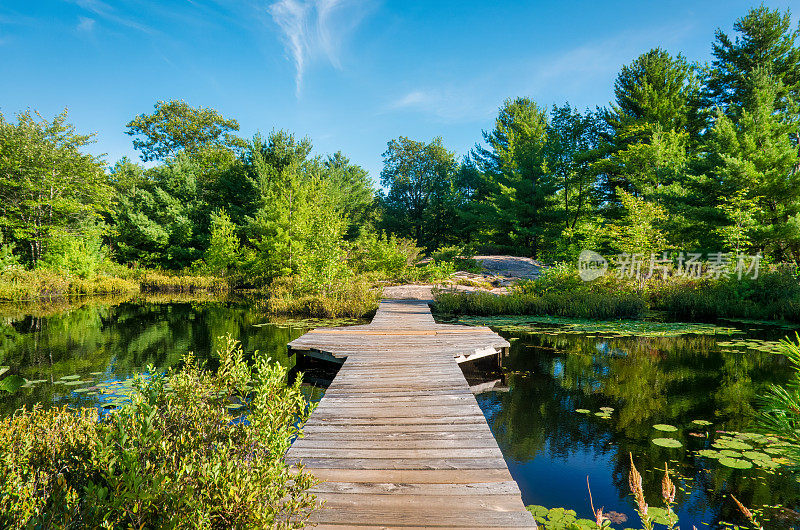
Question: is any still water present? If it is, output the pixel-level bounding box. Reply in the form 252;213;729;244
471;323;800;529
0;297;312;416
1;299;799;528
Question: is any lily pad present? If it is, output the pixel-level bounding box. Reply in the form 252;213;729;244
742;451;771;461
691;419;712;426
652;438;683;448
59;375;81;381
718;457;752;469
0;375;25;393
653;424;678;432
575;409;590;414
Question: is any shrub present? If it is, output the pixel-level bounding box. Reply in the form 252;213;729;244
0;337;317;528
39;227;106;279
350;231;420;278
649;267;800;322
266;275;380;318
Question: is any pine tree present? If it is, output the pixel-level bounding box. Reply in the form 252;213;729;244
704;5;800;117
704;68;800;259
472;98;558;257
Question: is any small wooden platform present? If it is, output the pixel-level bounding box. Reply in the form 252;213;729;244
285;299;536;528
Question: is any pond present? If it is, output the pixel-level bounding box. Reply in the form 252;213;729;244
1;299;799;529
455;316;800;529
0;297;339;416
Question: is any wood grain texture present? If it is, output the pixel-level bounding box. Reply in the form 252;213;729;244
286;299;535;529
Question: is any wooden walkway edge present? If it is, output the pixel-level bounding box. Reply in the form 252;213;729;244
285;299;537;528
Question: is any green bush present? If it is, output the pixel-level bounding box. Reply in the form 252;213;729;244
350;231;420;278
39;227;106;279
0;337;317;528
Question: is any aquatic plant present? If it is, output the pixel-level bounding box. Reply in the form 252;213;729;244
731;495;764;530
0;336;316;528
758;332;800;463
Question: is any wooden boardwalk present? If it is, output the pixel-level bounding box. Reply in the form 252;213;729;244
286;299;536;528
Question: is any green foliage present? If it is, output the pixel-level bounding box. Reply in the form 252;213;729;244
379;136;466;250
0;109;111;266
0;337;316;528
715;189;759;253
0;233;20;272
204;209;241;276
266;275;380;318
472;97;558;257
125;100;241;162
0;268;139;300
441;264;800;323
433;289;646;320
39;225;106;279
758;332;800;462
650;267;800;322
350;231;421;278
605;188;669;256
111;155;208;269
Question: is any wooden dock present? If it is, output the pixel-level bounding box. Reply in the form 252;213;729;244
286;298;536;528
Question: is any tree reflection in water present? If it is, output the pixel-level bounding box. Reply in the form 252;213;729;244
475;328;800;529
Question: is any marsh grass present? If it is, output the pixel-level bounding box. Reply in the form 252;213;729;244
0;268;227;301
264;275;381;318
433;290;647;319
436;264;800;323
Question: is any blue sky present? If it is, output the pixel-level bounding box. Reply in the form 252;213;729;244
0;0;797;182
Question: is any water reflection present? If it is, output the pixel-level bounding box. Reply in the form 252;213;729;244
0;298;308;415
477;329;800;529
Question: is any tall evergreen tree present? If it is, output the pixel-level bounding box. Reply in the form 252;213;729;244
704;5;800;117
704;68;800;259
472;98;557;257
596;48;699;204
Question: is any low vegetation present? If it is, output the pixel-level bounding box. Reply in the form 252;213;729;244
0;337;316;528
434;263;800;323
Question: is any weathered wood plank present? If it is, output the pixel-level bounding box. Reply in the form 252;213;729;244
285;298;535;529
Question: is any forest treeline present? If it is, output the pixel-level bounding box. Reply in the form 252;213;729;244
382;5;800;261
0;5;799;303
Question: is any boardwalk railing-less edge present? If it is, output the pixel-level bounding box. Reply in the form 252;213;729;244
285;298;537;528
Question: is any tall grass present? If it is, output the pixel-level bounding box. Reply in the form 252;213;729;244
434;263;800;323
0;268;228;301
263;275;381;318
433;289;647;319
649;267;800;322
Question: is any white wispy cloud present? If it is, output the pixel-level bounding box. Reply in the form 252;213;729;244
76;16;95;32
388;85;499;123
268;0;370;96
72;0;155;34
388;21;698;123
